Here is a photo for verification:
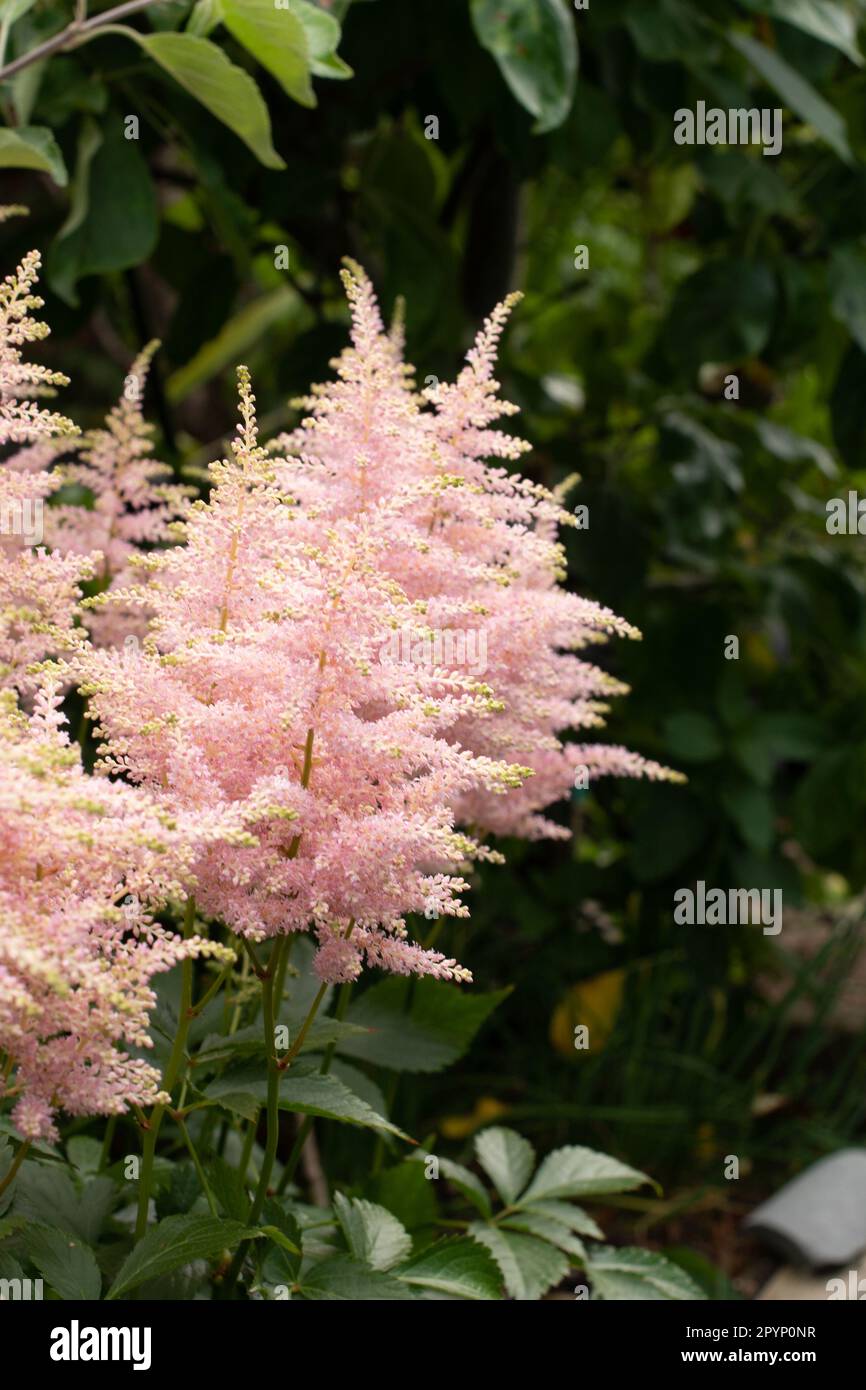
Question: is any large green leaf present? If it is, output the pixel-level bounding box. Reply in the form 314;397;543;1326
474;1126;535;1206
47;121;157;306
206;1062;411;1139
739;0;863;66
519;1146;652;1203
218;0;314;106
299;1255;413;1300
107;1214;252;1299
587;1246;707;1300
470;0;578;134
122;29;285;168
469;1224;568;1300
0;126;67;185
340;979;509;1073
25;1226;101;1300
728;30;853;163
333;1193;411;1271
396;1237;502;1300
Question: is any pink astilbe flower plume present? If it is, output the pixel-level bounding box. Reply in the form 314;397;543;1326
0;681;236;1142
46;341;192;647
0;249;75;444
79;370;527;984
0;248;84;691
272;262;682;843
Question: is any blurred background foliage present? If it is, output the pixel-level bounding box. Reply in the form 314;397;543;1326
5;0;866;1284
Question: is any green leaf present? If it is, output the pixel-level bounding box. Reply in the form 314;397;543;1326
517;1198;604;1240
469;1224;568;1300
829;243;866;352
396;1237;502;1300
728;30;853;163
0;126;67;185
721;782;775;854
340;979;510;1073
46;120;157;307
663;712;724;763
500;1211;587;1261
25;1226;101;1300
187;0;221;36
2;0;40;22
474;1126;535;1205
470;0;578;134
369;1161;439;1232
123;29;285;168
107;1215;252;1299
587;1246;708;1300
257;1224;302;1256
218;0;314;107
739;0;863;66
624;0;707;63
519;1146;653;1203
166;286;308;404
410;1152;491;1218
300;1254;413;1300
206;1063;412;1139
293;0;352;79
333;1192;412;1271
13;1168;115;1245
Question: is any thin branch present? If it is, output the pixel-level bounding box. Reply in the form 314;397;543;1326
0;0;163;83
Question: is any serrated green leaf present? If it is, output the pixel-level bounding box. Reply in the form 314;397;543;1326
25;1226;101;1300
333;1192;411;1271
396;1236;502;1300
0;126;67;185
500;1211;587;1261
410;1152;491;1217
122;29;285;168
519;1198;604;1240
469;1224;568;1300
587;1245;708;1300
205;1063;411;1139
107;1214;252;1299
474;1126;535;1205
519;1146;653;1203
300;1254;413;1300
341;979;509;1073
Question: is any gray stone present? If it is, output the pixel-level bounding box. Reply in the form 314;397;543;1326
745;1149;866;1269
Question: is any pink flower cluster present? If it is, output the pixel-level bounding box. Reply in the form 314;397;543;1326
0;680;234;1142
273;262;682;841
1;238;679;1138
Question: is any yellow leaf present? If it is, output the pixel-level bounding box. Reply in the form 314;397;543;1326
549;969;625;1057
440;1096;509;1140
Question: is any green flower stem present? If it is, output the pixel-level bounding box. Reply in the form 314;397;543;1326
174;1112;219;1218
134;894;196;1243
245;937;288;1228
0;1138;30;1201
99;1114;117;1172
275;978;354;1196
